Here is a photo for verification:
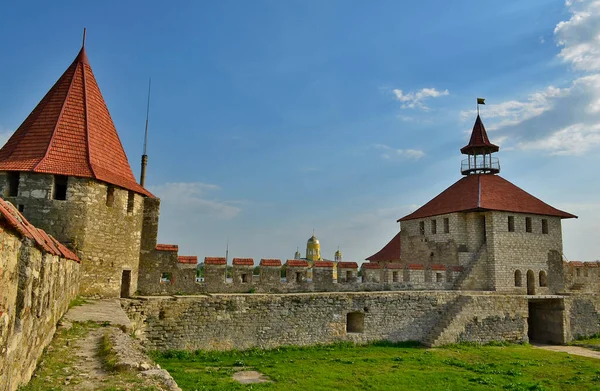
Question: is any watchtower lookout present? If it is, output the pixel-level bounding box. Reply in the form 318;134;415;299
460;115;500;175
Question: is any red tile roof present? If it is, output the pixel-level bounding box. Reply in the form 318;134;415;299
361;262;382;269
569;261;584;267
0;45;152;197
366;231;401;262
584;262;599;268
399;174;576;221
407;263;425;270
314;261;334;268
260;259;282;267
233;258;254;266
450;265;464;272
430;264;446;271
156;244;178;252
385;263;404;269
285;260;309;267
337;261;358;269
204;257;227;265
460;115;499;155
178;256;198;264
0;198;79;262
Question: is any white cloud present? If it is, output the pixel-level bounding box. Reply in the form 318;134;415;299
555;0;600;72
149;182;242;220
517;122;600;155
373;144;425;160
392;87;449;110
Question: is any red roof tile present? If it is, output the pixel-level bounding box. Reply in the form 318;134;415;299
460;115;499;155
156;244;178;252
430;264;446;271
0;198;79;262
584;262;599;268
366;231;401;262
399;174;576;221
260;259;282;267
178;256;198;264
285;260;309;267
337;261;358;269
361;262;382;269
0;45;152;197
385;263;404;269
569;261;584;267
233;258;254;266
450;265;464;272
204;257;226;265
314;261;334;268
407;263;425;270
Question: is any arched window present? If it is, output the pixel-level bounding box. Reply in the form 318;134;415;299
539;270;548;287
514;270;522;287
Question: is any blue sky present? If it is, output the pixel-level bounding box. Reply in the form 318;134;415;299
1;0;599;263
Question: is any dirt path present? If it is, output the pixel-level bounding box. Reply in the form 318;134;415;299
68;327;110;390
532;343;600;359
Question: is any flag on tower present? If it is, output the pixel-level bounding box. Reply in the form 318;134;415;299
477;98;485;105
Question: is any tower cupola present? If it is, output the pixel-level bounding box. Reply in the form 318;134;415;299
460;114;500;175
306;234;321;261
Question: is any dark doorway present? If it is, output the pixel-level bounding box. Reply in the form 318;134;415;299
121;270;131;298
528;299;565;344
527;270;535;295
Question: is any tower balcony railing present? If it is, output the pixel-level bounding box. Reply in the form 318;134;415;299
461;156;500;175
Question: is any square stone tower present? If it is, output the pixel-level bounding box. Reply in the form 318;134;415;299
0;40;154;297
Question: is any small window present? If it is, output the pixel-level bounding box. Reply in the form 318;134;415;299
127;191;135;214
431;219;437;234
403;269;410;282
346;312;364;333
436;272;443;283
508;216;515;232
296;272;302;283
241;274;249;283
160;272;172;283
539;271;547;287
443;218;450;233
419;221;425;235
576;268;581;277
53;175;68;200
17;204;24;213
346;270;353;280
542;219;548;234
106;186;115;207
584;268;589;277
6;172;19;197
525;217;532;233
514;270;522;287
392;271;399;282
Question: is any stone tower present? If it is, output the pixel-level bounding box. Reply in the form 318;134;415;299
0;40;153;298
392;112;576;293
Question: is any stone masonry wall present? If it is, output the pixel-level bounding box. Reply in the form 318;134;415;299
123;291;532;351
0;225;80;391
0;173;144;297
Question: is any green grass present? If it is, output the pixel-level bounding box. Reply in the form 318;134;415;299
571;333;600;351
68;295;88;309
151;341;600;391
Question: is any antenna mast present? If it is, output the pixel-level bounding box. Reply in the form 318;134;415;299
140;78;151;187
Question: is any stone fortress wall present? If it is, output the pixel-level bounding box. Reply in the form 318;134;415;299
0;198;80;391
0;172;144;297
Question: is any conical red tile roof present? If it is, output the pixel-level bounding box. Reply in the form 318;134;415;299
460;115;499;155
398;174;576;221
0;45;152;197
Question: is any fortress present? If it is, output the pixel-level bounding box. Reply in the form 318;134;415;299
1;38;600;390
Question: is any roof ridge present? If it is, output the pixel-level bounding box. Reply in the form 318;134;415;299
33;62;79;172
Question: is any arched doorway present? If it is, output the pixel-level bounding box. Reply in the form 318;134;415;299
526;270;535;295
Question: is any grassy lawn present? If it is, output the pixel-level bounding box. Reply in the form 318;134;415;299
151;342;600;391
571;333;600;351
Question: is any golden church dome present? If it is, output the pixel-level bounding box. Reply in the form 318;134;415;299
307;235;320;245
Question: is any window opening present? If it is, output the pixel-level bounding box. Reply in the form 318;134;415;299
419;221;425;235
508;216;515;232
17;204;24;213
127;191;135;214
346;270;353;280
443;218;450;233
542;219;548;234
7;172;19;197
106;186;115;207
296;272;302;283
346;312;365;333
525;217;532;233
241;273;249;283
436;272;443;283
539;271;548;287
160;272;172;283
392;271;399;282
53;175;68;200
514;270;522;287
431;219;437;234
